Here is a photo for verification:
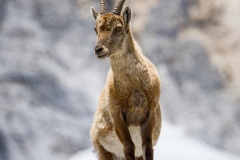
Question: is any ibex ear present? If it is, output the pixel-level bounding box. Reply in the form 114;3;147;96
91;7;99;20
123;6;132;32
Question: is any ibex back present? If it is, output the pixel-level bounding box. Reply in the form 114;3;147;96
90;0;162;160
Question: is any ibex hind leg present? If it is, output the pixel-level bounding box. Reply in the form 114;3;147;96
93;143;114;160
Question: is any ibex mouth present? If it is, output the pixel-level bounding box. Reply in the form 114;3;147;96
97;52;109;59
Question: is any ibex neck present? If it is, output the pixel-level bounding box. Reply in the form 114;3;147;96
109;32;147;83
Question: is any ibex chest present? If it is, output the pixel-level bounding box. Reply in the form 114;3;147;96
123;89;149;125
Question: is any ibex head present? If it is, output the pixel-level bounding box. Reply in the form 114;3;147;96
91;0;132;59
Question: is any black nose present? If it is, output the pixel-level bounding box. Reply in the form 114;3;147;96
94;46;103;54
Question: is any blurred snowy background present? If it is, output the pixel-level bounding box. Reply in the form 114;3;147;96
0;0;239;160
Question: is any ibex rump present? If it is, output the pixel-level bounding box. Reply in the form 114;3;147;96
90;0;161;160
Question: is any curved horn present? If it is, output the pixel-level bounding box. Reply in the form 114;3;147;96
112;0;126;15
100;0;106;14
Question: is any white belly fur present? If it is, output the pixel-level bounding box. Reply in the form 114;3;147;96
99;126;143;158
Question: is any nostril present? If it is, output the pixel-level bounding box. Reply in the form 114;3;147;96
95;46;103;53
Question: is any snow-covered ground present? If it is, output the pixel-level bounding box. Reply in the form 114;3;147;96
69;122;240;160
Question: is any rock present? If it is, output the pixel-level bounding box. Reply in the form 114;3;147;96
0;0;97;160
143;0;240;155
0;0;7;30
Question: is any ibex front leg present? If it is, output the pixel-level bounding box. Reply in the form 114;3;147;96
140;108;156;160
110;106;135;160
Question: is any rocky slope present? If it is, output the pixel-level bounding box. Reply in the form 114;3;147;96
142;0;240;155
0;0;239;160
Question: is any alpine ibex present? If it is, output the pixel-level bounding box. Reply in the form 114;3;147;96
90;0;162;159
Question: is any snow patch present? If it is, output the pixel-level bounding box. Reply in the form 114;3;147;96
69;122;240;160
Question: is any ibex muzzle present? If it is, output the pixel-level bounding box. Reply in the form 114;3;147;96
94;44;109;59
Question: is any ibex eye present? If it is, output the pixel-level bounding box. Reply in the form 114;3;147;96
115;27;122;33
